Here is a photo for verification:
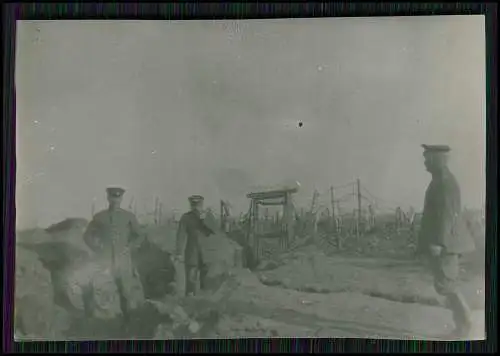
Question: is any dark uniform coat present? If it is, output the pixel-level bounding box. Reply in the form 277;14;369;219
82;208;144;310
84;208;142;258
176;210;214;266
418;152;475;332
418;168;475;255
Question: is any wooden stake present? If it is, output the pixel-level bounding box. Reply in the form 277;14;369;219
330;186;335;232
357;179;362;238
154;197;158;225
220;200;224;230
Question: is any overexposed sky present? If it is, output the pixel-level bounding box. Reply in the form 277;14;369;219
15;17;486;228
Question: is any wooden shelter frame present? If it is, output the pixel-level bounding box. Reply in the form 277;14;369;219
246;187;298;261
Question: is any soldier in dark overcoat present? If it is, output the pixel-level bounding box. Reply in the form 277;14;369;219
418;144;475;339
175;195;214;296
82;186;145;322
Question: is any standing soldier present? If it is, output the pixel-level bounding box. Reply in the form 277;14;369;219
417;145;475;339
82;186;145;325
175;195;215;297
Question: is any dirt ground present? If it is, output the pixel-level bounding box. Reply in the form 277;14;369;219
226;255;484;340
14;223;486;341
153;265;484;340
257;246;485;310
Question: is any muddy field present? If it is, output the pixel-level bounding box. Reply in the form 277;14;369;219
14;219;485;341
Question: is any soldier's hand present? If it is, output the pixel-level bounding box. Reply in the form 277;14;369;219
131;236;145;249
429;244;443;257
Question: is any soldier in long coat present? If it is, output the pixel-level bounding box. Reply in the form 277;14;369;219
175;195;215;296
417;145;475;339
82;187;145;322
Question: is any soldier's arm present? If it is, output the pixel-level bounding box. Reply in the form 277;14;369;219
416;216;429;254
199;219;215;236
175;215;187;255
434;181;457;247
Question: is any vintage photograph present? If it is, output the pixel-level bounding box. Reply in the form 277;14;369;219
15;17;485;340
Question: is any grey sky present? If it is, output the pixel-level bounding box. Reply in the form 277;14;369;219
15;17;486;228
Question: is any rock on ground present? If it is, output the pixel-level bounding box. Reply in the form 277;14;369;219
148;297;210;339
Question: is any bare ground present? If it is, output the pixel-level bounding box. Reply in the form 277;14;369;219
204;267;484;340
15;224;486;341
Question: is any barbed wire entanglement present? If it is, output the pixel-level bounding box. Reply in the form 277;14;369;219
118;180;416;232
88;180;484;263
303;180;411;218
233;179;426;261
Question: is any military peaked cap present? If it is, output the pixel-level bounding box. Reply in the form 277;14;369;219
421;144;451;153
188;195;204;203
106;187;126;197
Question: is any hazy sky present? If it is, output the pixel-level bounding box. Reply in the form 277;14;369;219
15;16;486;228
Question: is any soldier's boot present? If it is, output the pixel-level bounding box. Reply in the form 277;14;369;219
114;278;132;329
185;267;197;297
199;264;209;291
435;292;473;339
82;285;99;319
449;293;473;338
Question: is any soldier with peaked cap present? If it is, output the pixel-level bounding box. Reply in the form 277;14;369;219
82;186;145;324
175;195;215;296
418;145;475;339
